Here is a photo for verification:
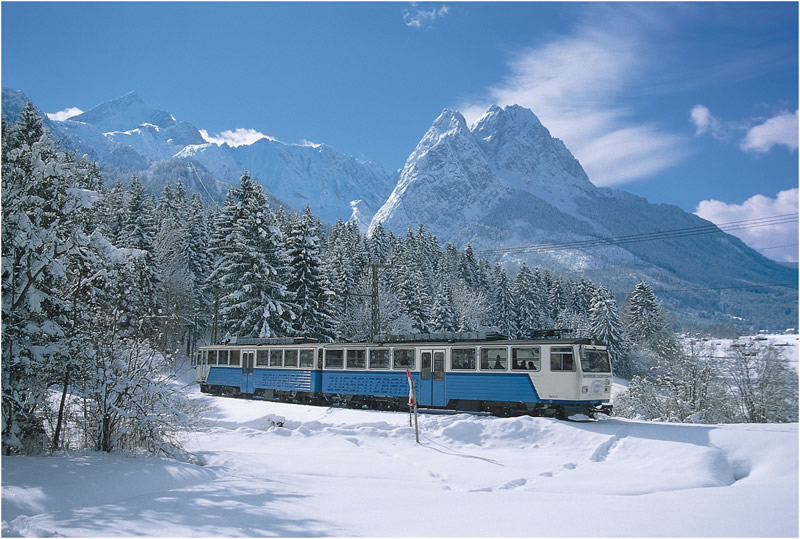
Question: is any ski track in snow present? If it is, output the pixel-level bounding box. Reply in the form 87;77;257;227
2;390;798;537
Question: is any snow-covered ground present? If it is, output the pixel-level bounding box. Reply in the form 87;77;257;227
3;381;798;537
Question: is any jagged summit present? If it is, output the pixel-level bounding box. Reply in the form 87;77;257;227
369;103;595;239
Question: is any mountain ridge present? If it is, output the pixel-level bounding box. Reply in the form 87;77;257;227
3;88;396;223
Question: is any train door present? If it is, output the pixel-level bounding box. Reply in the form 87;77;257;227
241;350;255;394
419;349;446;407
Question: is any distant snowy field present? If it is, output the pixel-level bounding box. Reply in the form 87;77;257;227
3;338;798;537
688;332;799;371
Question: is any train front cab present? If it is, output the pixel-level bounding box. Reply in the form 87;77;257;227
431;341;613;417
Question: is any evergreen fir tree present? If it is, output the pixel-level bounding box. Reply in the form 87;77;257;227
589;286;627;375
210;171;291;338
431;276;457;333
491;265;515;336
286;206;335;339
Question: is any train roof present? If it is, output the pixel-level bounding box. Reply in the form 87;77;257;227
203;331;600;348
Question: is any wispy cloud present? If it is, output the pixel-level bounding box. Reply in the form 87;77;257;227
695;188;799;263
740;110;798;153
459;7;687;187
199;128;276;148
46;107;83;121
402;3;449;29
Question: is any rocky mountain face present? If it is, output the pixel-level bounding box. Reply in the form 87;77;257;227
370;105;797;328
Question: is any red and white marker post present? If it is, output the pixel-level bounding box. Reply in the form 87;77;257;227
406;369;420;444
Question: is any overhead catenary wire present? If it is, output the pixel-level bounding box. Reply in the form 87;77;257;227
474;212;799;257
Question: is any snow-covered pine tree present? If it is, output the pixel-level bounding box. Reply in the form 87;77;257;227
548;277;568;324
72;155;105;191
211;171;291;339
458;245;482;290
511;263;537;336
430;273;457;333
490;264;515;337
624;281;680;374
181;193;213;351
367;221;390;264
589;286;627;376
153;183;196;355
118;176;161;339
95;179;127;247
286;206;335;339
531;267;553;329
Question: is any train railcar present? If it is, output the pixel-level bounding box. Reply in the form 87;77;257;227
194;332;613;418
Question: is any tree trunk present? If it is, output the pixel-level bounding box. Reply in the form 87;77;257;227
52;367;70;452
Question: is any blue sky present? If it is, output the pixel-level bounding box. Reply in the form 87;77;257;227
2;2;798;261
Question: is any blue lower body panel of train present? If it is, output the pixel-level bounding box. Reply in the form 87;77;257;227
321;371;415;398
442;372;540;405
206;367;322;395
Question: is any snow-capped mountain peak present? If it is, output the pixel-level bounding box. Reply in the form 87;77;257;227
369;103;593;239
68;91;178;133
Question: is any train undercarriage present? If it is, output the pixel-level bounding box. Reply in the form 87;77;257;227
200;383;612;419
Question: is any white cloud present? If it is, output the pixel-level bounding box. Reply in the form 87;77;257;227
740;110;798;153
459;10;687;187
199;128;276;148
695;188;799;263
402;3;449;28
690;105;714;136
46;107;83;121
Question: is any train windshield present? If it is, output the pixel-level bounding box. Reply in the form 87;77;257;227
580;348;611;373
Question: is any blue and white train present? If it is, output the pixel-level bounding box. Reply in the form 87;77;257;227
194;332;613;418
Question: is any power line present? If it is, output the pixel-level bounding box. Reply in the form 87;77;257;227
665;283;798;293
755;243;799;252
474;212;798;257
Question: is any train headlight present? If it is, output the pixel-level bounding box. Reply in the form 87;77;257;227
581;385;589;394
604;379;612;393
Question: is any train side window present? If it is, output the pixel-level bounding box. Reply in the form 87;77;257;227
284;349;298;368
270;349;283;367
229;350;241;366
369;349;390;369
207;350;217;365
346;349;366;369
481;347;508;370
257;350;269;367
511;347;540;371
393;349;415;370
451;348;476;370
218;350;229;366
326;349;344;369
299;349;314;368
550;347;575;371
